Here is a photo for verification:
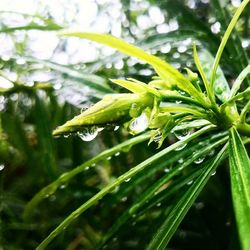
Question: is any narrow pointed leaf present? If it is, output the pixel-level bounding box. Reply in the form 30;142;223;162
198;49;230;102
59;31;208;106
110;79;160;96
229;127;250;250
147;144;227;250
36;125;215;249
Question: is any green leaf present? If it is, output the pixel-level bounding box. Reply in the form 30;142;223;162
52;93;154;136
198;49;230;102
24;56;112;93
229;64;250;98
23;132;151;220
59;31;209;107
97;135;228;248
229;127;250;250
210;0;250;87
110;78;160;97
36;125;215;249
146;144;227;250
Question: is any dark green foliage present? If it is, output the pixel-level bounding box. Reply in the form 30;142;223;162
0;1;249;249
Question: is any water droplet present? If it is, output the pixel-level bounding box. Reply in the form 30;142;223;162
208;150;215;156
174;129;191;140
107;156;112;160
194;156;205;164
164;168;170;173
114;125;120;131
211;21;221;34
211;171;216;176
175;143;187;151
81;106;89;113
195;202;204;209
156;202;161;207
175;100;182;104
0;164;5;171
63;134;70;138
121;196;127;202
60;184;66;189
91;163;96;167
49;195;56;202
78;127;98;141
215;85;224;94
115;152;120;157
178;158;184;164
187;180;193;185
178;90;186;96
177;45;187;53
85;166;90;171
125;178;131;182
129;113;149;134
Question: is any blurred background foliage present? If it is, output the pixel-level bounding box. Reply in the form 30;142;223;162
0;0;249;249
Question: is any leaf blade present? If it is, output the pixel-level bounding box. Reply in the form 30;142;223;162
146;144;227;250
229;127;250;250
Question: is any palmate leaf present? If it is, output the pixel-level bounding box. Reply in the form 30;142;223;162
146;144;228;250
229;127;250;250
36;125;215;249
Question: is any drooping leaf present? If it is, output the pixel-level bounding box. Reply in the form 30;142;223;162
229;127;250;250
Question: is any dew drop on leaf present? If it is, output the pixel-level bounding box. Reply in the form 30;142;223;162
77;127;98;141
174;129;191;140
194;156;205;164
175;143;187;151
121;196;127;202
114;125;120;131
0;164;5;171
211;171;216;176
129;113;149;134
178;158;184;164
125;178;131;182
187;180;193;185
49;195;56;202
115;152;120;157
